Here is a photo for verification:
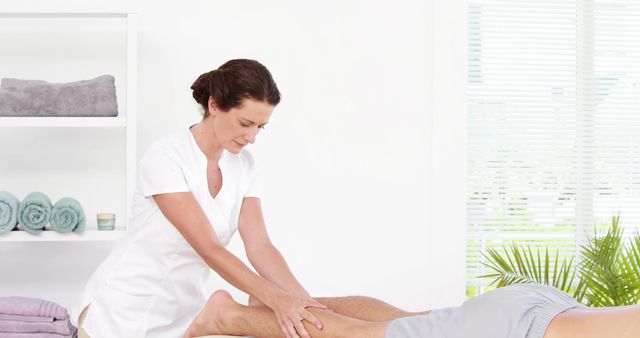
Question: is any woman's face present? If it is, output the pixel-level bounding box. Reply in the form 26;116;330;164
208;97;273;154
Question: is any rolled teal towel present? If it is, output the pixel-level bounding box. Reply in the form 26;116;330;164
17;192;52;235
50;197;86;233
0;191;19;234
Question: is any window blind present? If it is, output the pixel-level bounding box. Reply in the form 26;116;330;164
467;0;640;296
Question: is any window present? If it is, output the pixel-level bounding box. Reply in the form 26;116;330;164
467;0;640;296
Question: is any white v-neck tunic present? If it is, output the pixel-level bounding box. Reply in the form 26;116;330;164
72;128;260;338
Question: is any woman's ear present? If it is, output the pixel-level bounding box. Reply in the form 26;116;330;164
208;96;218;116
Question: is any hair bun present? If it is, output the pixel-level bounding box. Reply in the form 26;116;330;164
190;59;281;117
190;71;212;106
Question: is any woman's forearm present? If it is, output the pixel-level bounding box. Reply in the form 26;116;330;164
247;243;309;297
203;245;283;305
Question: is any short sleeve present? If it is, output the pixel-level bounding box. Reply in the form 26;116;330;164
243;150;261;198
138;145;189;197
244;170;261;198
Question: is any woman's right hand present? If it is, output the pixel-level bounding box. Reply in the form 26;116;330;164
267;290;327;338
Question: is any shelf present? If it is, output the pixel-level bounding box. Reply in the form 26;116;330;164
0;230;127;242
0;116;126;128
0;9;136;16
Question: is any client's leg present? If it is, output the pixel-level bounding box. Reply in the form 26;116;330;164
315;296;429;321
185;290;389;338
250;294;428;321
545;305;640;338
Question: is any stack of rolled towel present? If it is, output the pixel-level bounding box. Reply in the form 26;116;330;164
0;297;77;338
0;192;85;235
0;75;118;117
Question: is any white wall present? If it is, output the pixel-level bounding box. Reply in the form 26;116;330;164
0;0;466;313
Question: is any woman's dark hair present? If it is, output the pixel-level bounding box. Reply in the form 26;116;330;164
191;59;281;116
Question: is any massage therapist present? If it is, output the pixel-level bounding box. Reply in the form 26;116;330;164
72;59;326;338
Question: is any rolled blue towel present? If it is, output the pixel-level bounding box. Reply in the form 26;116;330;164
17;192;52;235
50;197;86;233
0;191;19;234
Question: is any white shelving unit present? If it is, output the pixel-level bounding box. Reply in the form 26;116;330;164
0;10;137;242
0;116;127;128
1;230;127;242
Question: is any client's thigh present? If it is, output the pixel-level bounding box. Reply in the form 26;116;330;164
545;305;640;338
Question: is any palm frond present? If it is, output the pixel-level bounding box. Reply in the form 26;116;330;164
480;215;640;306
578;215;628;306
617;229;640;304
481;244;576;294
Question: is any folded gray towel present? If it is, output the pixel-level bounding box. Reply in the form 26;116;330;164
0;75;118;117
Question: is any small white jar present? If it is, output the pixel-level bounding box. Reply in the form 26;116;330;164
96;213;116;231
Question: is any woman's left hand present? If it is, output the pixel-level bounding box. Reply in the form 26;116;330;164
268;290;327;338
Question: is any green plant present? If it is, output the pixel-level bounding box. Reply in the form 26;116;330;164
482;215;640;306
